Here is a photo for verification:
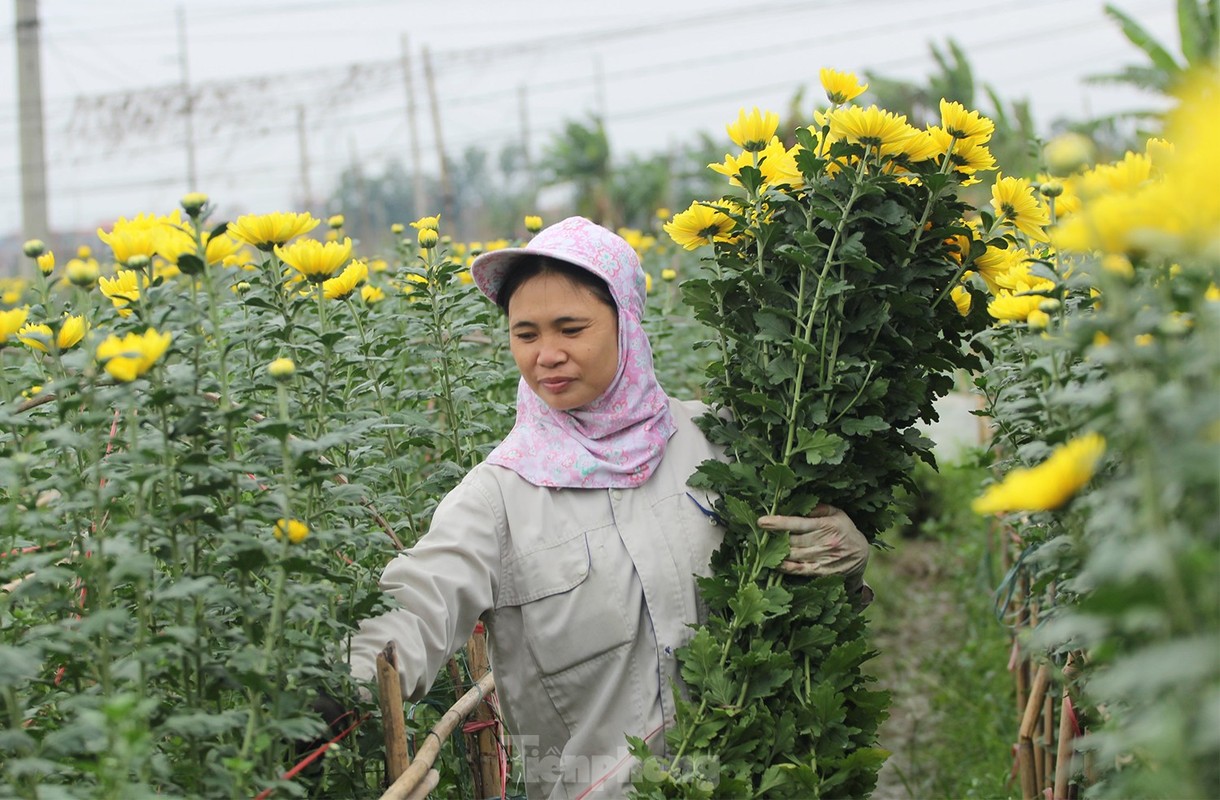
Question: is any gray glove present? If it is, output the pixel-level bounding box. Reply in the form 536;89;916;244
758;505;873;606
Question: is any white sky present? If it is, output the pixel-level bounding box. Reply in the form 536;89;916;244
0;0;1178;239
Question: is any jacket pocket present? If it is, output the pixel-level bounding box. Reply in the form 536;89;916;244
496;528;634;675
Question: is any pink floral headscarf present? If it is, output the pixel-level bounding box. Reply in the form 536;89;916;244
470;216;676;488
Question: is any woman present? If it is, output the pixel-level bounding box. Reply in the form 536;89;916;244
349;216;870;798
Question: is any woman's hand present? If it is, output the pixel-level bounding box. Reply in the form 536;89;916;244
758;505;873;606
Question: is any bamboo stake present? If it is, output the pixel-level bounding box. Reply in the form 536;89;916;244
377;643;411;784
1054;655;1080;800
380;672;496;800
404;769;439;800
1054;689;1075;800
465;628;501;797
1018;664;1051;800
1043;684;1056;792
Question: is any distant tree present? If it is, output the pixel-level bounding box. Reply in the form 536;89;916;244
1092;0;1219;97
541;116;614;226
865;38;1041;177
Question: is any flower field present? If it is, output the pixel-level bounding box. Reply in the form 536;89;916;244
2;54;1218;800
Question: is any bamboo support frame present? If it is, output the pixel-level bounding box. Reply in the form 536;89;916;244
465;629;502;797
1018;663;1051;800
377;643;411;784
379;672;496;800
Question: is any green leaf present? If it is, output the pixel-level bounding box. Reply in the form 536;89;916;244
840;416;889;436
793;428;847;466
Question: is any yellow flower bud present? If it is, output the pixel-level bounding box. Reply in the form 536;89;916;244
418;228;439;249
328;214;345;229
390;223;405;235
410;215;441;231
1026;309;1050;330
180;192;209;216
273;518;310;544
37;252;55;276
661;268;677;282
66;258;99;288
267;357;296;381
1042;132;1095;175
1039;180;1063;198
524;215;543;233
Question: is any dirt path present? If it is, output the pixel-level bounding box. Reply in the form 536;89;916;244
867;538;959;800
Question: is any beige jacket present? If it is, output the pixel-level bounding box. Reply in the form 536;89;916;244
350;398;724;798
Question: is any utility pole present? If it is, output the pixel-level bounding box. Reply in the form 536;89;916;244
296;105;313;211
593;54;607;122
399;34;426;220
518;84;536;210
15;0;49;245
421;47;453;228
177;4;197;190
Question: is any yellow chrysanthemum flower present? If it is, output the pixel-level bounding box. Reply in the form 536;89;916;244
973;433;1106;514
274;237;352;283
1078;151;1155;199
1;279;27;306
886;127;940;163
361;285;385;305
971;246;1027;295
228;212;321;251
524;215;543;233
203;231;243;266
327;214;345;229
273;518;310;544
97;220;160;267
98;270;147;317
1144;137;1174;169
0;306;30;341
267;357;295;381
950;285;972;316
828;105;910;150
708;150;757;188
95;327;173;382
36;252;55;276
661;268;677;282
819;68;867;105
17;314;88;352
323;259;368;300
939;99;994;142
991;174;1050;241
664;204;736;251
726;108;779;152
410;215;441;231
929;127;997;175
987;291;1050;323
757;138;805;189
418;228;439;249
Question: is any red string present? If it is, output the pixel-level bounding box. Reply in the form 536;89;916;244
251;711;367;800
461;719;498;734
1064;694;1082;737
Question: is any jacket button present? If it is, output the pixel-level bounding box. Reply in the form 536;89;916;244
610;489;622;500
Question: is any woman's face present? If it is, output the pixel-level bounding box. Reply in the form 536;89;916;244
506;272;619;411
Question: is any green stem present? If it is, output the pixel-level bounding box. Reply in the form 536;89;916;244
773;172;866;514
